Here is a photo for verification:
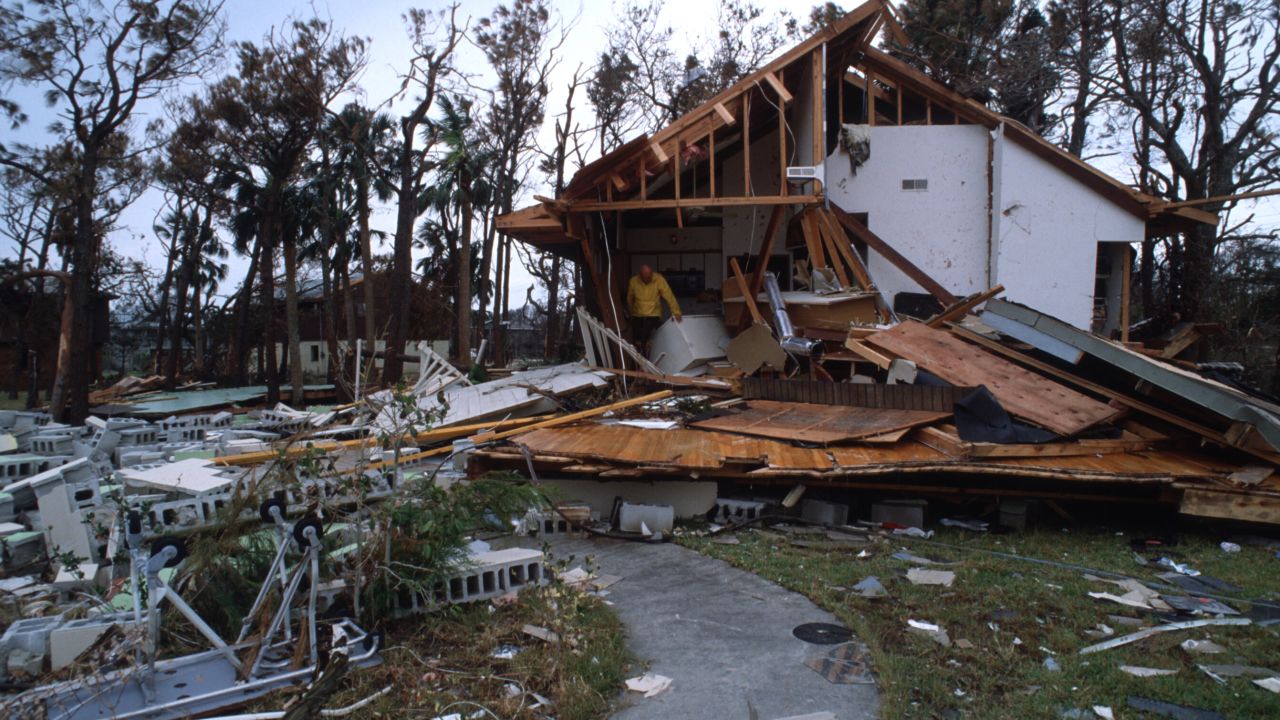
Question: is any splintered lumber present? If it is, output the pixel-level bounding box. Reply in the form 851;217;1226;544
829;202;958;305
925;285;1005;327
690;399;947;445
1178;487;1280;525
866;321;1121;436
470;390;674;443
749;205;788;299
729;257;765;326
740;377;972;412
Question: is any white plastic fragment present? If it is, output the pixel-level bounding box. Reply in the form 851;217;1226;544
625;672;672;698
1120;666;1179;677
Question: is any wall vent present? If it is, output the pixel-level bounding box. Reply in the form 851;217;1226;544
901;178;928;191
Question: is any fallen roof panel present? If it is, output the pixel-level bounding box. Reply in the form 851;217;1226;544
984;299;1280;453
691;400;947;445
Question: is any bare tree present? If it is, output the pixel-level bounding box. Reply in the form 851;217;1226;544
1104;0;1280;322
378;5;464;384
0;0;225;422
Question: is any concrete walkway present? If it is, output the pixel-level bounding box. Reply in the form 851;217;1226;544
531;537;880;720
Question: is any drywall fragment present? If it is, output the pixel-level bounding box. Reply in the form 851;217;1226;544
1180;638;1227;654
521;624;560;644
625;672;672;698
906;568;955;587
1120;666;1179;677
851;576;887;598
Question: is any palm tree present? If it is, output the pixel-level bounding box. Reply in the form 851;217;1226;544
190;224;229;378
424;96;494;364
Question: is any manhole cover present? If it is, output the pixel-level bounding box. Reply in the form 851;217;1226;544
792;622;853;645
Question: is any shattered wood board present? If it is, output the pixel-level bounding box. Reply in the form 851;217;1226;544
513;424;833;471
741;378;973;412
690;400;948;445
865;321;1120;435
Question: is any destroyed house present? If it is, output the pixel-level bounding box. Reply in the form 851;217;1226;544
497;0;1214;336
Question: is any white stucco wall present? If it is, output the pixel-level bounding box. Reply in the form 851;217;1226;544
991;126;1145;328
825;124;992;301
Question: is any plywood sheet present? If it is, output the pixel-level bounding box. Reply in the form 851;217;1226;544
690;400;948;445
865;321;1120;435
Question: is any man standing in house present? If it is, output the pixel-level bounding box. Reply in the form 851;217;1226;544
626;264;681;354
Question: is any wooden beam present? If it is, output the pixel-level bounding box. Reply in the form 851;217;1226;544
1179;487;1280;525
811;48;824;195
925;285;1005;328
829;201;957;305
714;102;736;125
866;70;876;125
470;390;674;443
801;209;827;271
729;257;765;326
816;208;872;290
708;130;716;199
743;92;751;195
1157;187;1280;210
763;72;793;104
649;142;669;164
1120;244;1132;344
817;216;852;288
569;213;618;331
779;86;788;197
750;205;787;299
569;194;822;213
843;338;892;369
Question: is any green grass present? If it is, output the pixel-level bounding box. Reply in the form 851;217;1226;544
681;524;1280;719
313;581;632;719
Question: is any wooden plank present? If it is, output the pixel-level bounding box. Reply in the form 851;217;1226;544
800;210;828;271
843;338;892;369
469;390;674;444
691;399;948;446
569;194;820;213
1120;244;1132;344
967;439;1152;458
708;130;716;198
763;72;793;104
925;285;1005;328
749;205;788;299
866;321;1121;436
814;212;853;287
810;48;823;194
817;208;872;290
1179;487;1280;525
829;202;958;305
649;142;669;164
569;214;618;331
740;377;972;412
714;102;735;125
729;257;764;326
743;92;751;194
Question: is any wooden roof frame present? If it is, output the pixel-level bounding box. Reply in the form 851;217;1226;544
498;0;1214;247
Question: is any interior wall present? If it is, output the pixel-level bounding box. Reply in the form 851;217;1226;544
992;133;1146;328
721;127;791;286
825;124;991;302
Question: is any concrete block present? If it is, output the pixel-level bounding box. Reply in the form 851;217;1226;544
7;648;43;677
999;499;1038;530
801;498;849;526
618;502;675;534
714;497;768;524
49;621;113;670
870;499;927;528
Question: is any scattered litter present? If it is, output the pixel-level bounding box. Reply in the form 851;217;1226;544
907;619;951;647
521;624;561;644
890;526;934;539
1092;707;1114;720
1156;572;1242;595
1161;595;1238;616
1120;665;1178;677
906;568;955;587
851;576;887;598
1156;557;1201;576
1219;541;1241;553
1196;664;1275;678
1125;695;1227;720
559;567;593;589
891;551;951;565
625;672;672;698
804;640;875;684
1043;657;1061;673
1079;618;1249;654
955;639;974;649
1180;638;1227;654
1254;677;1280;693
940;518;988;532
491;645;523;660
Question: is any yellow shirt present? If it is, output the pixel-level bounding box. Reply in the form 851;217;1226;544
627;273;681;318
